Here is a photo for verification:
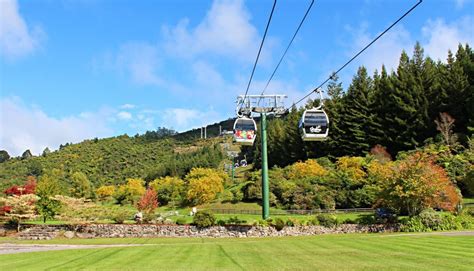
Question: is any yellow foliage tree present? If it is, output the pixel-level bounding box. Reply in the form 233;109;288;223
336;156;366;181
367;160;395;184
96;185;116;201
149;176;185;207
285;159;327;180
185;168;224;205
115;178;145;204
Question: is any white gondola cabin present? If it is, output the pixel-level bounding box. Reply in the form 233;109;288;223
233;117;257;145
299;108;329;141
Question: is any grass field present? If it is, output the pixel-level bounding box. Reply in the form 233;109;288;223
1;233;472;270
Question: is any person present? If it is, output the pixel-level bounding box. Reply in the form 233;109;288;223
192;207;197;216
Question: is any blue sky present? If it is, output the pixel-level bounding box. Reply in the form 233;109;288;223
1;0;473;156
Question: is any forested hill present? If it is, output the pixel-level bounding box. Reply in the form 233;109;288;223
0;133;227;192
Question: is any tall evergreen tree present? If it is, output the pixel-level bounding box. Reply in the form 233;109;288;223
337;67;373;156
373;65;397;152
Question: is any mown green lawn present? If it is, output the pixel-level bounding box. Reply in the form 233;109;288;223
1;233;472;270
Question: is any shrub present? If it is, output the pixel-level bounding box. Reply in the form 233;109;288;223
193;211;215;228
343;218;357;224
400;217;427;232
112;211;129;224
308;217;319;226
273;218;285;231
418;209;443;229
226;216;246;225
316;214;337;228
256;219;268;227
285;218;296;227
216;219;226;226
176;217;187;225
142;212;155;223
401;212;473;232
356;214;376;225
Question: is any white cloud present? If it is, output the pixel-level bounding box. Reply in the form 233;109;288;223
96;42;163;86
346;23;413;74
192;61;225;87
422;16;474;61
344;15;474;78
0;97;113;156
161;108;221;132
454;0;469;8
117;111;132;120
120;103;135;109
162;0;261;61
0;0;44;59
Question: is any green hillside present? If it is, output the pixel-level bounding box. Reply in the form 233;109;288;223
0;134;228;192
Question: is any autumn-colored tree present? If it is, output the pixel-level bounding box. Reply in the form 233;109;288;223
377;152;461;216
149;176;185;207
114;178;145;205
186;168;224;205
136;188;158;215
96;185;116;201
366;160;394;184
369;145;392;163
4;176;37;196
336;156;366;181
0;194;38;231
285;159;327;180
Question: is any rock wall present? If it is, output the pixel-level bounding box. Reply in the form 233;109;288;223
16;224;399;240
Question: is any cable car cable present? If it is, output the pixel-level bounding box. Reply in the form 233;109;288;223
292;0;423;107
239;0;278;111
259;0;314;99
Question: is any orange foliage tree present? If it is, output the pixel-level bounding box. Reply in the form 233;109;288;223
377;152;461;216
136;188;158;215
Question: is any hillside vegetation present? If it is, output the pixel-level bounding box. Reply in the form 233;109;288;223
0;134;227;192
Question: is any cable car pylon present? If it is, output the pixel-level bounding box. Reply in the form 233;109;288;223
234;94;287;219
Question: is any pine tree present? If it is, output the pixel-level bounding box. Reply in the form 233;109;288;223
284;105;306;165
311;75;345;158
373;65;398;153
337;67;373;156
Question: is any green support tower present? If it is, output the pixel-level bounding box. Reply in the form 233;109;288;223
260;113;270;220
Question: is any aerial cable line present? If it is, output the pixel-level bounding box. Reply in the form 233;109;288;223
260;0;314;98
292;0;423;107
239;0;277;111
